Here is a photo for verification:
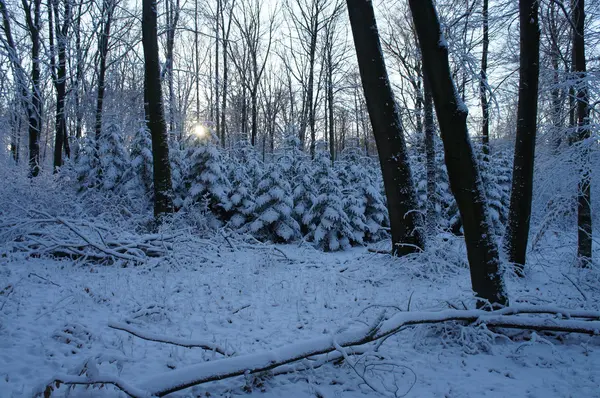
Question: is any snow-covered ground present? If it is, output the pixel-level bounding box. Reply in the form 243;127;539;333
1;228;599;397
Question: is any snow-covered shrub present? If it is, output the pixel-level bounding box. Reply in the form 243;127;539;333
183;137;231;218
98;122;130;191
410;137;459;235
338;144;388;242
74;136;100;191
303;144;355;251
476;143;512;235
248;164;300;243
127;125;153;197
73;122;129;193
279;134;315;235
169;141;187;209
226;156;255;229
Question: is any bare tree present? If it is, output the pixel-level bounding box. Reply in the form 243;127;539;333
49;0;72;170
505;0;540;276
230;0;275;147
0;0;29;164
480;0;490;155
142;0;174;219
94;0;117;148
571;0;592;267
21;0;43;176
408;0;509;306
286;0;342;156
346;0;424;256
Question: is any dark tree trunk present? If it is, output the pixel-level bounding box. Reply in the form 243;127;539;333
214;0;220;141
74;0;84;139
1;0;28;165
572;0;592;267
142;0;174;219
424;75;436;237
504;0;540;276
480;0;490;156
251;87;258;146
408;0;509;306
346;0;424;256
94;0;113;151
328;63;335;163
220;2;232;147
548;1;563;151
51;0;71;171
22;0;42;177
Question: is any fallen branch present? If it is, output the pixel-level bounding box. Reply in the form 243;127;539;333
1;213;185;265
41;306;600;397
108;322;234;356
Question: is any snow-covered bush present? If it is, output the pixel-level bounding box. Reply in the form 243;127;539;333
183;137;231;218
303;144;356;251
279;134;315;235
338;144;388;242
127;125;153;197
248;164;300;242
226;156;255;229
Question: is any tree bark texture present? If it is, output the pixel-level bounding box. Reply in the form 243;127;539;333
572;0;592;267
347;0;424;256
142;0;175;219
505;0;540;275
408;0;509;306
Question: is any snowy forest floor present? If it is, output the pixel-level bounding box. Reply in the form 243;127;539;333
1;170;600;397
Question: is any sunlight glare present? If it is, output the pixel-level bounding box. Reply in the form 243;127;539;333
194;123;207;138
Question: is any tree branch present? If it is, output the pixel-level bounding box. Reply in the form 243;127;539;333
41;306;600;397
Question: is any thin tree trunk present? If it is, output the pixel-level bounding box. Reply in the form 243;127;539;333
504;0;540;276
220;0;233;147
142;0;174;219
328;60;335;163
572;0;592;267
22;0;42;177
94;0;113;152
347;0;424;256
424;75;436;237
215;0;220;140
51;0;71;170
408;0;509;306
1;0;29;165
480;0;490;155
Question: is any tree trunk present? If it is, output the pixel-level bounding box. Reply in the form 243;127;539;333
504;0;540;276
480;0;490;156
94;0;113;151
220;1;232;147
572;0;592;267
346;0;424;256
328;61;335;163
51;0;71;171
1;0;29;165
22;0;42;177
142;0;174;219
215;0;220;140
424;75;436;237
408;0;509;306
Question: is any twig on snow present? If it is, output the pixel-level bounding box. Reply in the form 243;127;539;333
562;273;588;301
108;322;234;356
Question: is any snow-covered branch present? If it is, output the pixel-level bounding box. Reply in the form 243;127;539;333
1;211;184;265
40;305;600;397
108;322;234;356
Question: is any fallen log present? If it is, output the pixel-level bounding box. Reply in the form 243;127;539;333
39;306;600;397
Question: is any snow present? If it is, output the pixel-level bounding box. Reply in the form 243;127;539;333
2;146;600;398
2;227;600;397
